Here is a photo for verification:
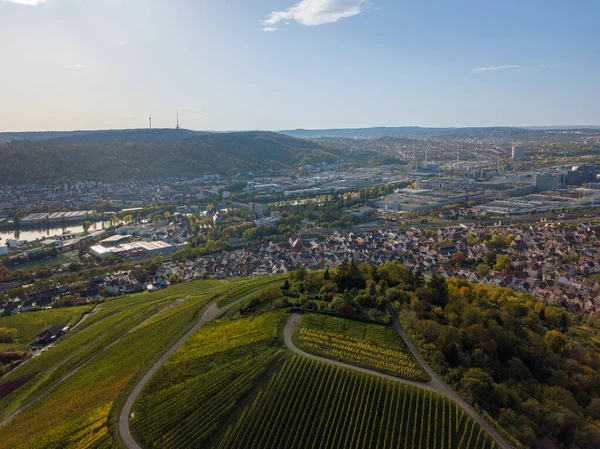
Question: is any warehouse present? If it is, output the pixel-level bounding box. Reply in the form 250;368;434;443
90;241;176;259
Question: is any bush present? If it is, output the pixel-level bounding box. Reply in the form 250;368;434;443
0;328;17;343
257;284;282;303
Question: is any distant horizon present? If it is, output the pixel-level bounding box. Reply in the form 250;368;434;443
2;124;600;134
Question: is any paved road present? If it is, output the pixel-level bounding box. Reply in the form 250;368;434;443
284;312;514;449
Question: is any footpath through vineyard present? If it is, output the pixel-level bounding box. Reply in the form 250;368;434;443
119;287;272;449
284;312;515;449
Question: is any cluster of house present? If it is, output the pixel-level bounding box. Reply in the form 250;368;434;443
4;220;598;317
0;264;178;315
172;223;600;313
103;266;175;295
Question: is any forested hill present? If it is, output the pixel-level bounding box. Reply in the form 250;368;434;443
0;131;343;184
0;128;202;144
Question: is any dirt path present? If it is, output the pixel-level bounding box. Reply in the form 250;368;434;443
119;303;220;449
119;289;262;449
284;312;514;449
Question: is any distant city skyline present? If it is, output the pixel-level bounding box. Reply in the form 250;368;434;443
1;0;599;131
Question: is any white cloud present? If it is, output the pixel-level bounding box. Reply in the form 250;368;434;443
262;27;278;32
263;0;370;27
0;0;47;5
472;65;520;73
69;64;83;69
118;41;127;45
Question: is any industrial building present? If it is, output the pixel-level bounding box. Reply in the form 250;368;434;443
0;245;7;256
512;145;525;160
566;165;598;186
21;210;95;225
99;234;131;247
533;172;567;191
375;188;488;212
90;241;176;259
249;202;270;216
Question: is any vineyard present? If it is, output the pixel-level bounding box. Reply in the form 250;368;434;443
295;314;428;381
130;311;286;449
215;275;286;307
0;278;279;449
0;276;504;449
219;356;499;449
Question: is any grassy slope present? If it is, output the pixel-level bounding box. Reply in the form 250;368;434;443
0;277;285;448
0;306;92;351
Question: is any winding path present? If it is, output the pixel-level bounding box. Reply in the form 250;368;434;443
284;312;514;449
119;303;221;449
119;289;263;449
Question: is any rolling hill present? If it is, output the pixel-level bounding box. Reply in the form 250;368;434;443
0;131;343;184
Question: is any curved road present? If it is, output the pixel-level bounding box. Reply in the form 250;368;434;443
119;303;221;449
119;287;268;449
284;312;513;449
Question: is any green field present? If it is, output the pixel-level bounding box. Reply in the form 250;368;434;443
130;312;287;449
294;314;428;382
0;277;284;449
219;356;498;449
0;306;92;351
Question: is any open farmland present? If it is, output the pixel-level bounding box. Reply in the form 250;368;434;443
0;277;284;449
0;305;92;351
295;314;428;381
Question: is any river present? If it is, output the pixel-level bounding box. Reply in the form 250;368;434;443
0;221;111;243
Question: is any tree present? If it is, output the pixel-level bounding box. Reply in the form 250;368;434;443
82;220;92;234
427;275;449;306
451;251;465;266
476;263;491;278
544;330;567;354
335;261;366;291
460;367;493;404
257;284;282;303
293;266;307;282
0;328;17;343
483;252;496;266
493;254;512;272
323;266;330;281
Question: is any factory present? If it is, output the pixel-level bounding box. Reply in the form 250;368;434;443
90;241;177;260
375;188;488;212
21;210;95;225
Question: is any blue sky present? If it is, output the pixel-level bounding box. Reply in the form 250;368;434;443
1;0;599;131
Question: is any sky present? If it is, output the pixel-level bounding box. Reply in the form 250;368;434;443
1;0;599;131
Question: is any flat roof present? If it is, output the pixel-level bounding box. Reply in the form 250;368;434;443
100;235;129;243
